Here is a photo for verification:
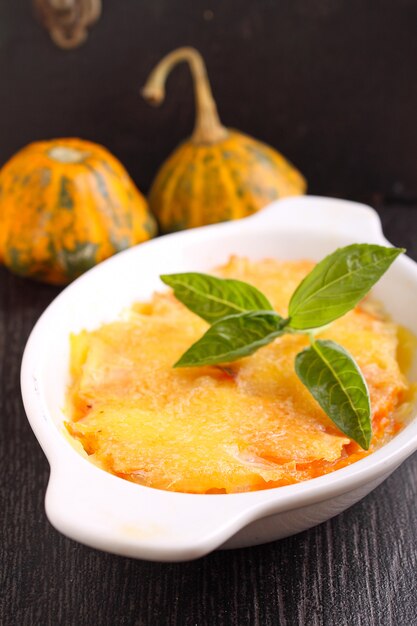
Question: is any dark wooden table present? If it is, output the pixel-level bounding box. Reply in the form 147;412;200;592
1;202;416;626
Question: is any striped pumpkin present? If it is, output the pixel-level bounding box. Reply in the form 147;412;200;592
0;138;157;284
143;48;306;233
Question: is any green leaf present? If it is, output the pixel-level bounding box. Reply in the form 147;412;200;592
160;272;273;323
295;339;371;449
175;311;285;367
288;244;404;330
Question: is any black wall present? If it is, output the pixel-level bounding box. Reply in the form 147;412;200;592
1;0;417;201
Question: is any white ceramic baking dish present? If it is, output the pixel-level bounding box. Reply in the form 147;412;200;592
21;196;417;562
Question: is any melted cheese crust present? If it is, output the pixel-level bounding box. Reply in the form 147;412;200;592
67;257;409;493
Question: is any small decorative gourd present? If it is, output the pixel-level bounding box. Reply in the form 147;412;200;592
0;138;157;284
143;47;306;233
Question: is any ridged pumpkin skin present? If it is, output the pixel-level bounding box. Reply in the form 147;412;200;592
0;138;157;284
143;48;306;233
149;130;306;232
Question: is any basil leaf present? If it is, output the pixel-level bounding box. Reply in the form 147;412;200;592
160;272;273;323
175;311;285;367
295;339;371;449
288;244;404;330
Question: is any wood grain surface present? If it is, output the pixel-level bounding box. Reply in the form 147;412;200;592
0;203;416;626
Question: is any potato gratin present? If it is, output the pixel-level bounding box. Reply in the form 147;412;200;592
66;257;412;493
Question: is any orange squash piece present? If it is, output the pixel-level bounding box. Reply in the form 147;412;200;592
142;48;306;232
0;138;157;284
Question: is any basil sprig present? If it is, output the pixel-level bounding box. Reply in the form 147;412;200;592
160;273;273;323
162;244;404;449
175;311;287;368
288;244;404;330
295;340;371;449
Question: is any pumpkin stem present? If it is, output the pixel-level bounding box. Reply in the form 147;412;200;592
142;47;228;145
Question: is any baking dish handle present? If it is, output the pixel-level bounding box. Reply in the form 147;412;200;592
44;457;265;562
249;196;386;242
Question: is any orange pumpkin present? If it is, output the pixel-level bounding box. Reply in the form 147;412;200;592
0;138;157;284
143;47;306;233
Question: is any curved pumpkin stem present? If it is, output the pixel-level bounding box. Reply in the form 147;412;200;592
142;47;228;145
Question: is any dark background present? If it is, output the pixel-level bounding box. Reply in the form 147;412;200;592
1;0;417;201
1;2;417;625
